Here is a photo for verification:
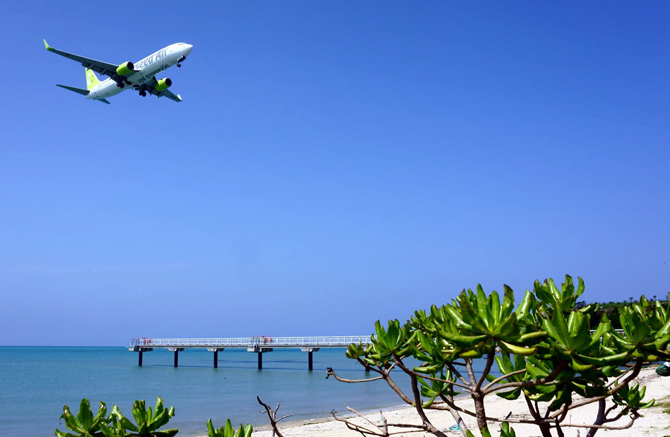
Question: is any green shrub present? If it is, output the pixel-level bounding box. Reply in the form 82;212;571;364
330;275;668;437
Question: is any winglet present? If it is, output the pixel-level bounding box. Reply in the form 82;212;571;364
177;94;182;101
43;39;54;51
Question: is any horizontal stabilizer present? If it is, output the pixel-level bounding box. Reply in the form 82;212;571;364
56;84;110;104
56;84;89;96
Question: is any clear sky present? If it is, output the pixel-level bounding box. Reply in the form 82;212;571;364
1;1;668;346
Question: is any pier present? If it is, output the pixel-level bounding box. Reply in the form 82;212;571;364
129;336;371;370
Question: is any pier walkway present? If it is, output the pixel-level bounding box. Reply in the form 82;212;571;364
129;336;372;370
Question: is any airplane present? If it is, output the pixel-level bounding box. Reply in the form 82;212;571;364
43;40;193;104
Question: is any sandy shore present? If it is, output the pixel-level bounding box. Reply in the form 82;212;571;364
250;367;670;437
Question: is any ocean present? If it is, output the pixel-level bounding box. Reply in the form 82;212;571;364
0;346;493;437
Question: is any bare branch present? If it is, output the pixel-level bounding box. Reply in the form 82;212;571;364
393;356;449;437
482;369;528;392
475;352;496;392
560;417;636;430
257;396;291;437
395;366;473;392
446;362;470;387
437;394;478;418
326;367;385;383
438;394;471;435
331;405;429;437
482;359;568;396
355;358;389;376
465;358;477;385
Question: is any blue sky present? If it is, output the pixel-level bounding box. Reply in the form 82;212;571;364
1;1;668;346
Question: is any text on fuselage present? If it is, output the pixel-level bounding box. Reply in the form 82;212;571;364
136;49;169;70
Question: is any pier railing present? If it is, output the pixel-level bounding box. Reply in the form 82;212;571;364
129;335;373;370
129;336;372;349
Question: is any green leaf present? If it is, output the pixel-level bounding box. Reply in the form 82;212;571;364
514;331;547;344
132;400;147;431
92;402;107;429
444;305;475;331
501;422;517;437
60;405;85;434
98;424;119;437
525;357;550;379
439;331;488;347
490;289;501;326
153;429;179;437
501;285;515;319
476;285;492;331
413;363;444;374
576;351;629;366
496;387;521;400
76;399;93;431
111;404;138;432
498;340;536;356
549;386;572;411
515;290;533;320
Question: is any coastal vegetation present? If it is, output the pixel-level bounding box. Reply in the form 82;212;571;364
328;275;668;437
55;397;180;437
56;275;669;437
206;419;253;437
55;397;252;437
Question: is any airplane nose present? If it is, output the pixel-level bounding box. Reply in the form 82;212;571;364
184;44;193;55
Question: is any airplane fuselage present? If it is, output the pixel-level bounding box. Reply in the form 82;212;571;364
87;42;193;101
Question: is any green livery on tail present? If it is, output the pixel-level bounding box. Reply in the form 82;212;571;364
85;69;101;90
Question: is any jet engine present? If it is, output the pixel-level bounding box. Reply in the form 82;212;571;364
115;61;135;76
155;78;172;91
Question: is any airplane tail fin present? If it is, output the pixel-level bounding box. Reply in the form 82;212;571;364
85;68;101;90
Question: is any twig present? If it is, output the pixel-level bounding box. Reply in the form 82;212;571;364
331;405;428;436
482;369;528;392
257;397;292;437
326;367;385;383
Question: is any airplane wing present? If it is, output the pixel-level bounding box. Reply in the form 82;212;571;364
143;78;183;102
149;87;182;102
43;39;121;79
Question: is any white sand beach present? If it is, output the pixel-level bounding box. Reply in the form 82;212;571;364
251;367;670;437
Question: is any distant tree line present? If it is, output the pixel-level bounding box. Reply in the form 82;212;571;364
584;295;666;330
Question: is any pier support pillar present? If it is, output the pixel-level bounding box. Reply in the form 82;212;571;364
208;348;225;368
168;348;185;368
301;348;320;371
248;346;273;370
130;347;152;367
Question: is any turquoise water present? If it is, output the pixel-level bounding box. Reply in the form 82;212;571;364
0;347;494;437
0;347;404;436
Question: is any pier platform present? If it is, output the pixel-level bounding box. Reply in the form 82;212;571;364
129;336;371;370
